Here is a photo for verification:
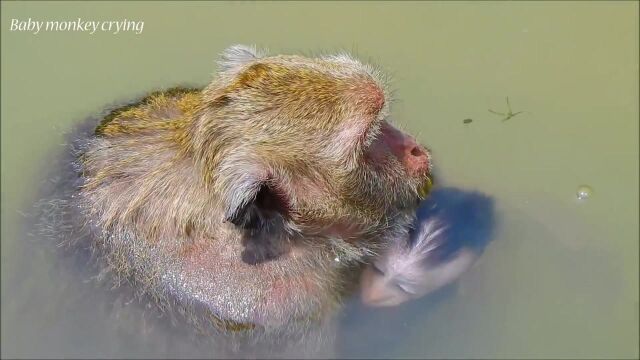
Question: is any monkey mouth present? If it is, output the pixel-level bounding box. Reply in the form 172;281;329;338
417;174;434;200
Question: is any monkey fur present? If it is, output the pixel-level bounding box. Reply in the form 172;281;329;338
38;45;432;349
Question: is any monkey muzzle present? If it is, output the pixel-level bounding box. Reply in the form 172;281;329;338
417;174;434;200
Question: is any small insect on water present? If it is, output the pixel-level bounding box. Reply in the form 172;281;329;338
489;97;524;121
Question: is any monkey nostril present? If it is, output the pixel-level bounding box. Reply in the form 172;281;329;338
405;144;430;175
410;146;423;157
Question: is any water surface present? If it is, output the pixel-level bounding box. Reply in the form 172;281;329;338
2;1;638;358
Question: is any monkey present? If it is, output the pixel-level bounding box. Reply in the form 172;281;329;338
360;187;495;307
39;44;434;355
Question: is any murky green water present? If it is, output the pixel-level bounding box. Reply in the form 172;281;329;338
2;1;638;358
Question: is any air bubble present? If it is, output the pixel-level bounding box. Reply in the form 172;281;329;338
576;185;593;201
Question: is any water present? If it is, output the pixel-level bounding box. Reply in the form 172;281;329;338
2;2;638;358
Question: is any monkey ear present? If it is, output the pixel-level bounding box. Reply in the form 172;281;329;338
223;175;292;265
222;176;289;231
218;44;266;73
